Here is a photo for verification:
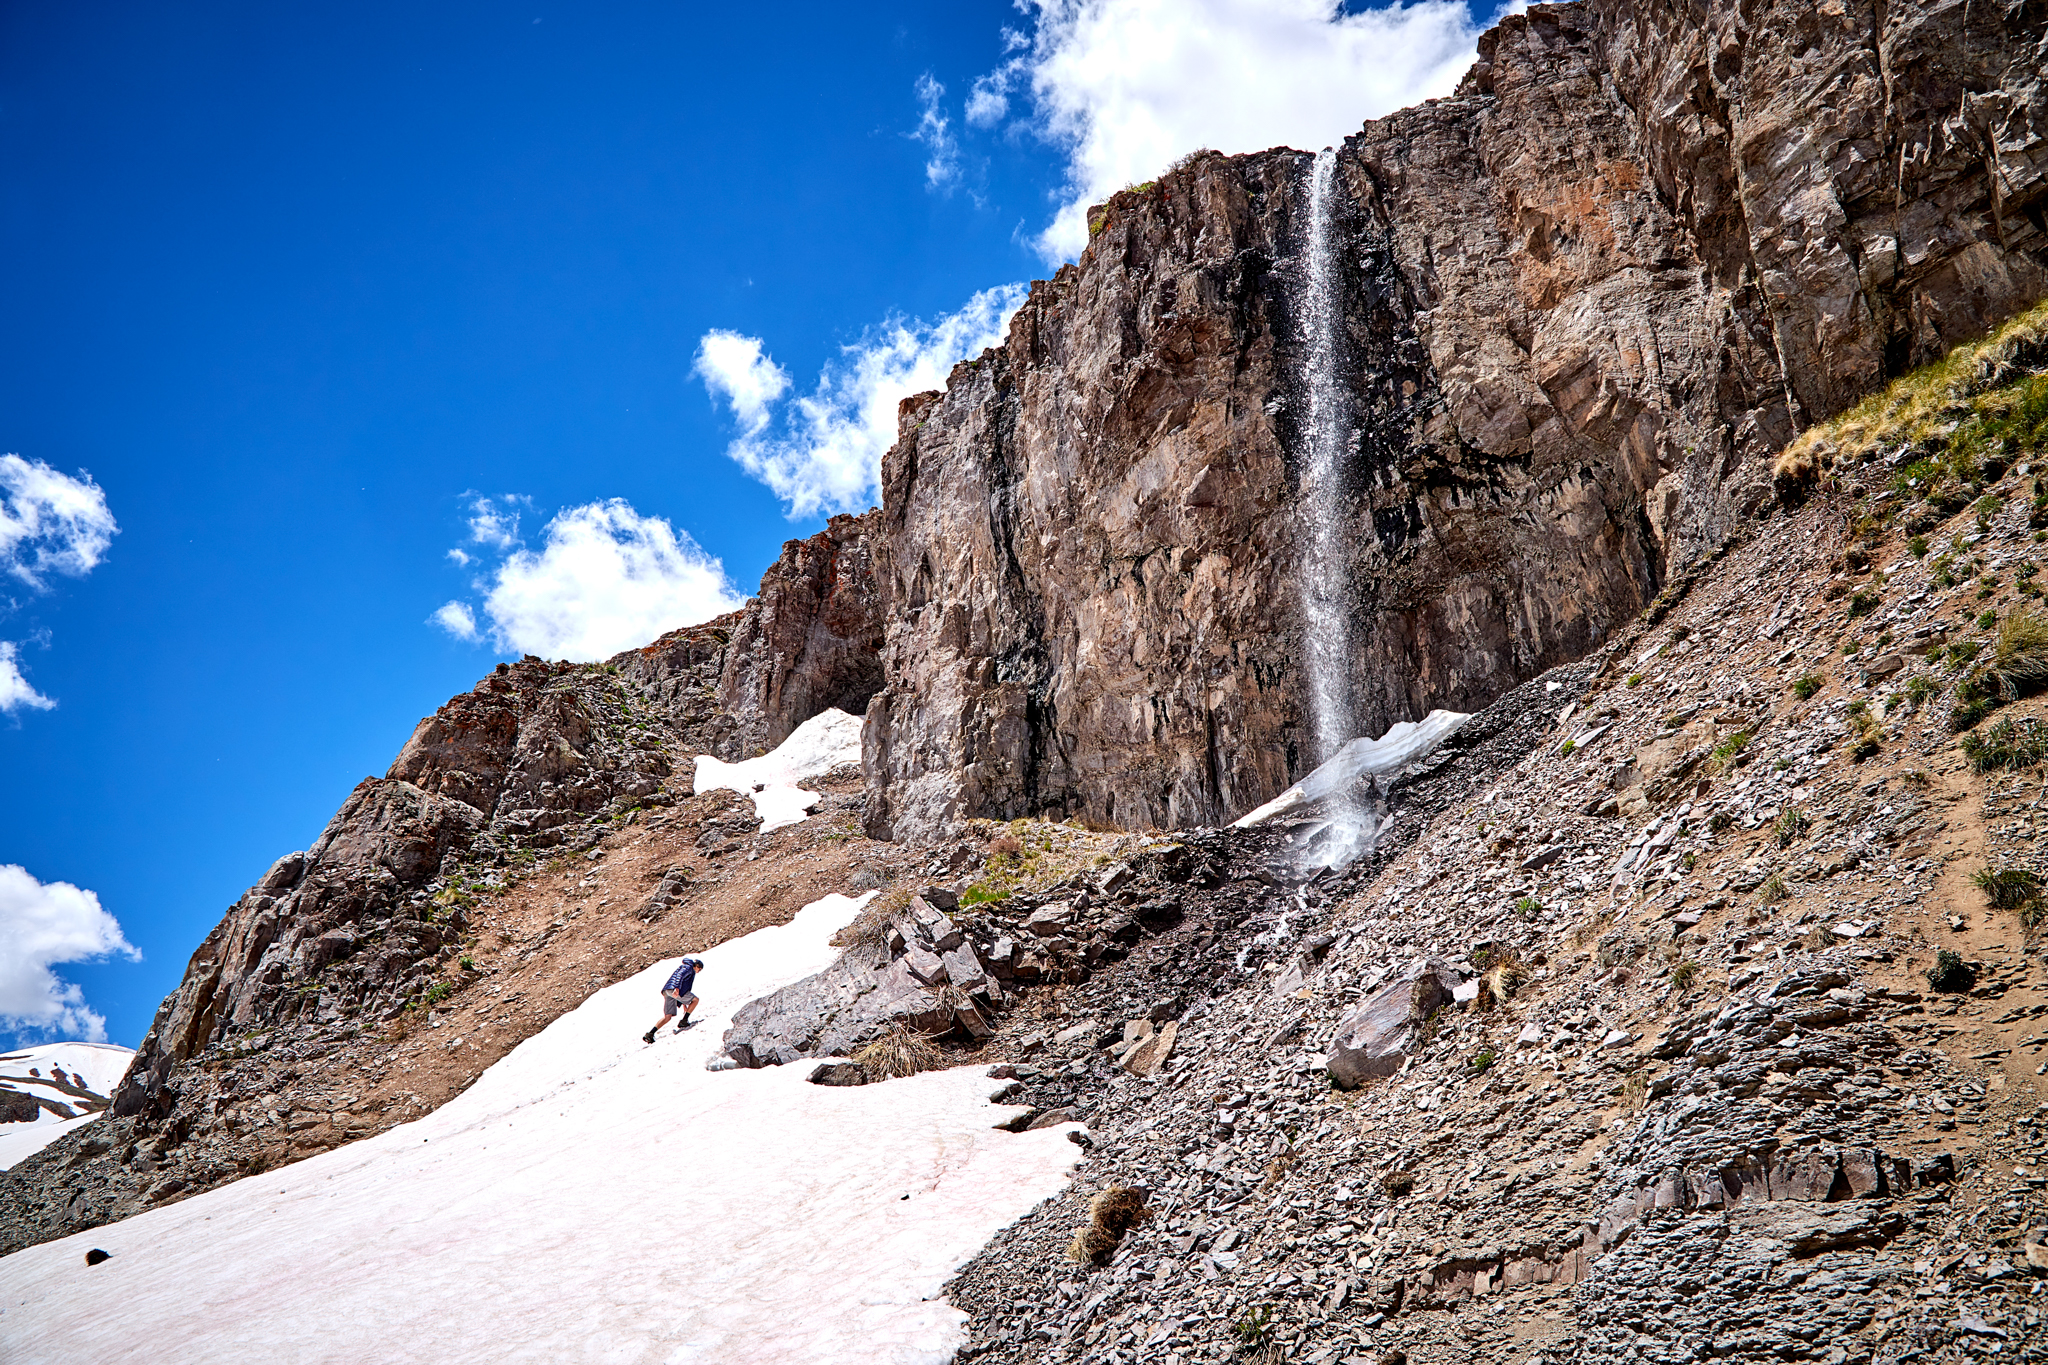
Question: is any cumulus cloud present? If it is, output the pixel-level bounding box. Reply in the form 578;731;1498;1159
430;600;480;642
912;73;961;188
0;864;138;1044
463;494;525;551
437;499;742;661
0;454;118;715
0;453;118;592
693;331;790;437
697;283;1028;517
981;0;1492;260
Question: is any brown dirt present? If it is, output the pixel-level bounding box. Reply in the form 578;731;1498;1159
290;770;928;1135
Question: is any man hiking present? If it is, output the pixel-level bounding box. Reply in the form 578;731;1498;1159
643;957;704;1044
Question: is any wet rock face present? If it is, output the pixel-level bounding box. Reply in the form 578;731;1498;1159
863;0;2048;844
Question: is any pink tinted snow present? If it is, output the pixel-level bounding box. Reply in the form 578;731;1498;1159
0;893;1082;1364
692;707;865;833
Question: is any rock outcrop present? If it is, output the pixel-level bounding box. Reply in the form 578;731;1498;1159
863;0;2048;843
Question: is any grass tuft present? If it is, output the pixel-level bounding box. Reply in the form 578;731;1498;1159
1707;729;1752;774
1774;298;2048;491
1970;865;2043;910
1067;1186;1150;1265
851;1027;948;1081
1960;715;2048;772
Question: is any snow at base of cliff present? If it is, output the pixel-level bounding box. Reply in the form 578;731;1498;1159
693;706;865;832
0;892;1081;1364
0;1042;134;1171
1232;708;1472;827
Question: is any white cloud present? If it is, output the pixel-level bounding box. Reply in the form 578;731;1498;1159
965;75;1010;128
0;864;137;1043
430;600;480;642
464;495;524;551
0;453;118;594
912;73;960;188
470;500;743;661
698;284;1028;518
0;641;55;715
984;0;1491;260
693;331;791;436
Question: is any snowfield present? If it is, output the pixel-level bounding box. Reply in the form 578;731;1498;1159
0;1042;134;1171
693;706;865;832
0;893;1083;1364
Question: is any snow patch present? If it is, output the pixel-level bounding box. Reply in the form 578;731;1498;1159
0;892;1081;1365
1231;709;1471;828
0;1041;133;1170
694;706;865;832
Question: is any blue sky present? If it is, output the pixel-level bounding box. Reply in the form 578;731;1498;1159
0;0;1499;1048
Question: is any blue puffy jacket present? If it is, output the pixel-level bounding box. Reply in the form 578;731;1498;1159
664;960;699;996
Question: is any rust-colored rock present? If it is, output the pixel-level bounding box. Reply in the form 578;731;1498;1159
863;0;2048;842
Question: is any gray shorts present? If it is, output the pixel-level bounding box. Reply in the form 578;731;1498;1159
663;991;699;1017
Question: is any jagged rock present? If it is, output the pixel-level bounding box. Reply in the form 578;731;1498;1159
902;896;964;952
719;940;988;1068
805;1061;869;1087
901;943;948;987
1326;958;1459;1090
635;868;692;923
711;511;885;757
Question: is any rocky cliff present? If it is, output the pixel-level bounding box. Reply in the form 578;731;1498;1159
862;0;2048;844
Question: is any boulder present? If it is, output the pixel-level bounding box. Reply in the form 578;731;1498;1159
1326;958;1459;1090
903;896;963;952
721;944;954;1068
806;1061;869;1087
1122;1021;1178;1077
941;944;988;992
902;942;949;986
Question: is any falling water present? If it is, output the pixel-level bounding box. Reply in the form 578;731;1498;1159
1299;147;1352;767
1291;148;1382;874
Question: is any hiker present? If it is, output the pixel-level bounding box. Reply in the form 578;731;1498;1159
643;957;704;1043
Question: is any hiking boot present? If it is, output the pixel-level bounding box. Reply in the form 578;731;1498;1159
642;1029;657;1044
679;1017;695;1030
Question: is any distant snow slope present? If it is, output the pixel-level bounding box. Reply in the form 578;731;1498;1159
694;705;865;832
0;1042;134;1171
0;892;1082;1365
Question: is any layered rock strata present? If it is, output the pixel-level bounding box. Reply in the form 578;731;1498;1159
863;0;2048;843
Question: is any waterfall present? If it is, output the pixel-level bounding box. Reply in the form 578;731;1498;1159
1289;147;1382;874
1299;147;1352;765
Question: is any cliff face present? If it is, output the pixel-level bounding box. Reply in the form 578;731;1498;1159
862;0;2048;843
